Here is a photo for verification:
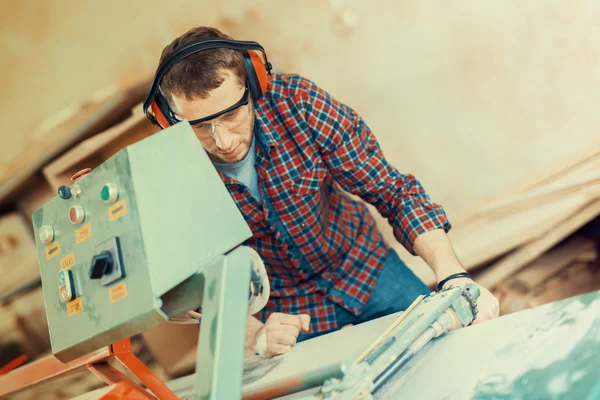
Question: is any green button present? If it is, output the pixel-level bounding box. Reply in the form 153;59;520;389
57;271;65;285
101;185;110;201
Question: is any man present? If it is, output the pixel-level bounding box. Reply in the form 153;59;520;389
148;26;499;358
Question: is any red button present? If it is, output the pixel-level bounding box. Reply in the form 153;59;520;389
69;208;77;223
69;205;85;224
60;287;68;302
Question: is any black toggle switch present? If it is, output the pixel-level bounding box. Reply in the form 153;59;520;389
89;251;114;279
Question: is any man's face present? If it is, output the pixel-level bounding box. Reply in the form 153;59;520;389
171;70;254;164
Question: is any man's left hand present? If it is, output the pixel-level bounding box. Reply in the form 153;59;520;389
441;277;499;324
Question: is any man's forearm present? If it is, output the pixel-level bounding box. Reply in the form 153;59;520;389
413;229;500;322
413;228;466;281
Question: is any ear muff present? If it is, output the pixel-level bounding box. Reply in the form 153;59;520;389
150;91;175;128
143;39;272;128
150;101;171;128
245;50;269;101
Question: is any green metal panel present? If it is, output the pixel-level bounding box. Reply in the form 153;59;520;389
195;246;252;400
31;122;253;362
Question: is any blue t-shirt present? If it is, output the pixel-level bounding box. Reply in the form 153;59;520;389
213;136;261;202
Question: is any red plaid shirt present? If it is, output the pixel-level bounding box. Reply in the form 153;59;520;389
217;73;451;333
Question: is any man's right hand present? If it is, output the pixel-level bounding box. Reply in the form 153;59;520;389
247;313;310;358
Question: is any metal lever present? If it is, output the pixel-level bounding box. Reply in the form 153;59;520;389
89;251;114;279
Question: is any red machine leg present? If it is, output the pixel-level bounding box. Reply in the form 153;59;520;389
87;361;156;399
0;338;179;399
112;338;178;400
0;347;112;397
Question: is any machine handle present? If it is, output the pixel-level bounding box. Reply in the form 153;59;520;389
89;251;114;279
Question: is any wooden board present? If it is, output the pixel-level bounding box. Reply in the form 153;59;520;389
13;173;56;225
0;286;50;359
0;213;39;301
450;192;594;268
141;322;200;378
526;263;600;309
394;191;595;287
42;110;159;191
499;262;600;315
452;144;600;225
0;78;151;207
476;199;600;289
470;172;600;221
509;235;597;292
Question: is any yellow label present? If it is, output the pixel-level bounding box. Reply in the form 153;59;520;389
46;242;61;260
67;298;83;316
76;223;92;244
109;282;128;303
109;200;127;221
60;253;76;270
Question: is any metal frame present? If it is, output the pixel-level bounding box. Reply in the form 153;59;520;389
0;338;177;399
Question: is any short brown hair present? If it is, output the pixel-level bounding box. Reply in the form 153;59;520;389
158;27;246;107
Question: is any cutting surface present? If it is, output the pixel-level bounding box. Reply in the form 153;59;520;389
167;290;600;399
379;289;600;400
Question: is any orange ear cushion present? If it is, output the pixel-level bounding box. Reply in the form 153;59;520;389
249;51;269;94
150;101;171;128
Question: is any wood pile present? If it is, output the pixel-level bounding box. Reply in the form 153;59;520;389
42;105;159;192
454;144;600;314
393;142;600;314
0;213;39;302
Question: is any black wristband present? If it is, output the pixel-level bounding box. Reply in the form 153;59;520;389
437;272;472;291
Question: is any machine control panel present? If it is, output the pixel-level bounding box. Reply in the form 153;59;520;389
32;122;252;361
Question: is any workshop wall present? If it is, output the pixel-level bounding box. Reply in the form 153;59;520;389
2;1;600;218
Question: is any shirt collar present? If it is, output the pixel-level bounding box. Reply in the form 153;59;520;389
254;103;282;149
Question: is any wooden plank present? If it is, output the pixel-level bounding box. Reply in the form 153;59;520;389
509;236;596;292
392;192;594;287
526;263;600;309
13;173;56;224
476;199;600;289
141;322;199;378
501;145;600;197
501;262;600;315
470;174;600;222
452;148;600;226
0;213;39;300
0;77;151;207
0;286;49;358
42;110;158;191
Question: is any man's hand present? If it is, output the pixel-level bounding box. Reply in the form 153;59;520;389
414;229;500;324
441;277;499;324
247;313;310;358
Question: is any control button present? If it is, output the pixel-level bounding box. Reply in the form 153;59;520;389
58;185;72;200
39;225;55;243
57;270;74;303
89;251;114;279
69;205;85;224
71;185;82;199
101;183;119;203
